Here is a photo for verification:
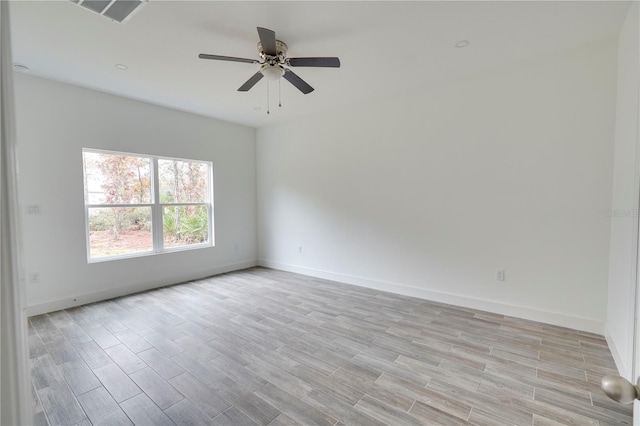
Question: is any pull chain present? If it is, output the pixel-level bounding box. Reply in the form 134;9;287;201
267;81;270;115
278;79;282;107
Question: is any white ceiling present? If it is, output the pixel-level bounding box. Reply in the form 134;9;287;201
10;1;631;128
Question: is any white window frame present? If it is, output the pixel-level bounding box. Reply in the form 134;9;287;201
83;148;214;263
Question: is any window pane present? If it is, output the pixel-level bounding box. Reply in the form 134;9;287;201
158;159;209;203
163;205;209;248
88;207;152;258
83;151;151;204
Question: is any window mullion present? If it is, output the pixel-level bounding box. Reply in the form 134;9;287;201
152;158;163;253
85;204;91;260
208;163;214;245
87;203;154;208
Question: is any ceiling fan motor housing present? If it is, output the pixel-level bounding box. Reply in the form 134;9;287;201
258;39;287;80
258;40;288;63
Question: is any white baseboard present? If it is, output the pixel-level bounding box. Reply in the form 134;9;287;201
259;259;605;335
605;324;631;379
26;259;258;316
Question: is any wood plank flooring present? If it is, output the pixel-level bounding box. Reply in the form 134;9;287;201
29;267;631;425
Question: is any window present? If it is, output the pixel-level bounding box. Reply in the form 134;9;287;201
82;149;213;261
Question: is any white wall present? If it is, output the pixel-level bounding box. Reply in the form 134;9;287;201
14;74;258;315
257;39;618;334
605;2;639;380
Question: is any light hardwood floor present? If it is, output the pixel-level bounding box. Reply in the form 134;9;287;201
29;267;631;425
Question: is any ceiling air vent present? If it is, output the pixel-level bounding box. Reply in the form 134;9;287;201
71;0;145;24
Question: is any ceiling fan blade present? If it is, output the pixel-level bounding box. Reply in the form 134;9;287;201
199;54;258;64
288;57;341;68
283;69;314;94
238;72;264;92
257;27;277;56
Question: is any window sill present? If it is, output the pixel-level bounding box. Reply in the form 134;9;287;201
87;242;214;263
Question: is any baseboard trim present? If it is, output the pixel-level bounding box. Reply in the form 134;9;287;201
604;324;631;378
259;259;605;335
26;259;258;316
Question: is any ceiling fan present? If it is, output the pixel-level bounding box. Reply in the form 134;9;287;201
199;27;340;95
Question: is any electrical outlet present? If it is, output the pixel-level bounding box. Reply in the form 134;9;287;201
496;269;505;281
298;245;303;254
27;205;41;214
234;242;239;252
29;272;39;284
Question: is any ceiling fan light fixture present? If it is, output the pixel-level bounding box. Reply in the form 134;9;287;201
260;64;284;81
